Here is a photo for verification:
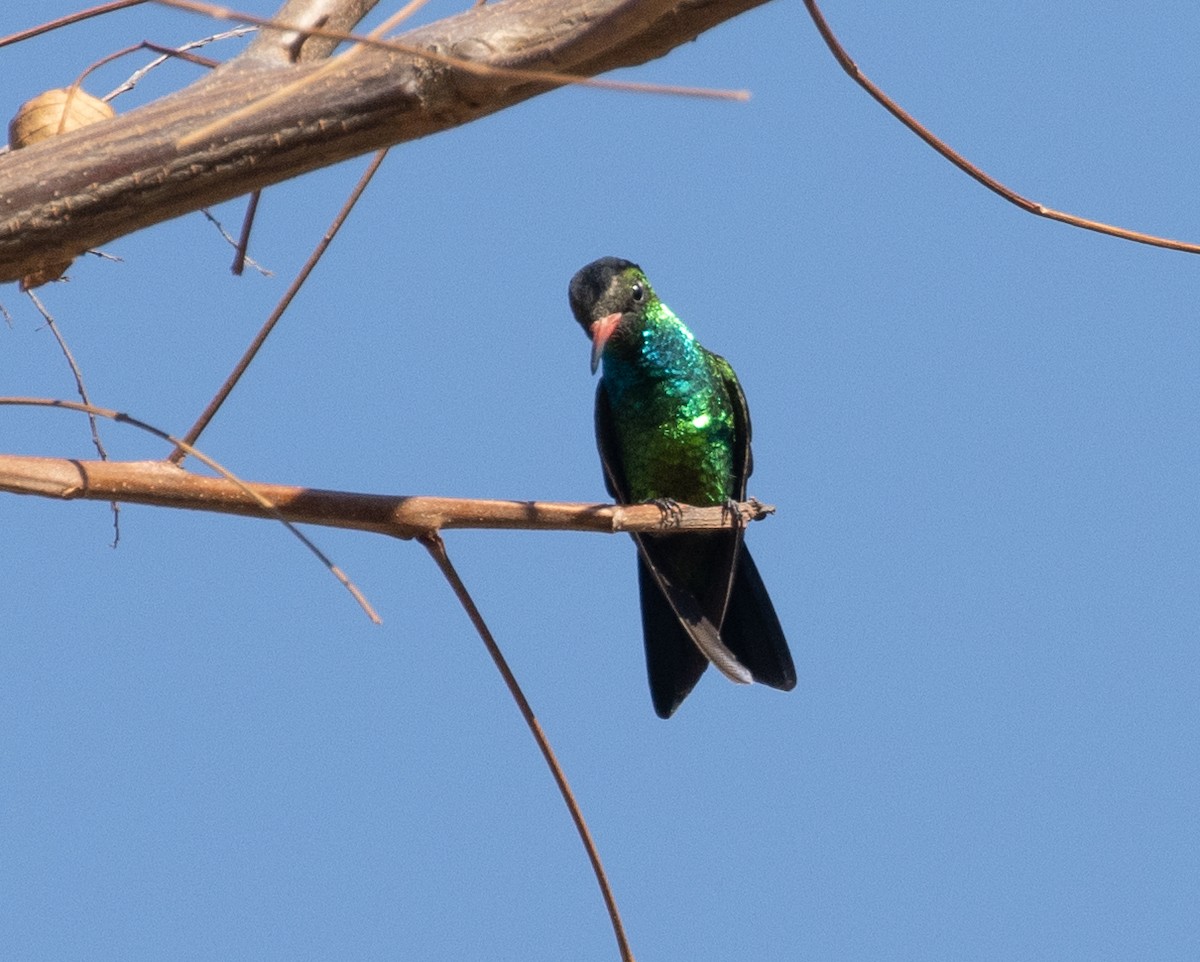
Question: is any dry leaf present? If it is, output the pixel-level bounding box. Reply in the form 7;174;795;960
9;86;115;149
9;87;116;288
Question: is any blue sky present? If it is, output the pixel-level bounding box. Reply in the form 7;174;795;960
2;1;1198;960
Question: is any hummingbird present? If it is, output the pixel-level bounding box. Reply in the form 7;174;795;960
569;256;796;717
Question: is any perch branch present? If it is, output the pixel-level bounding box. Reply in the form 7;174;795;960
0;453;775;539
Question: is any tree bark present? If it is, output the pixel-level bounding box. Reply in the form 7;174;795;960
0;0;769;284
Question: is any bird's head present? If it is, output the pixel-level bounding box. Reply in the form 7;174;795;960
569;256;656;374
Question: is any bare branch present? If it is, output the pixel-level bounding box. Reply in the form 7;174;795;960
421;532;635;962
170;148;391;462
0;1;151;49
0;453;776;538
0;0;768;283
802;0;1200;256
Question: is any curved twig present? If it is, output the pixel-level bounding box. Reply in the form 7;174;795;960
0;397;381;621
422;533;636;962
802;0;1200;255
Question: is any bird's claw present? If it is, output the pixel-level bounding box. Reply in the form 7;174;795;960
651;498;684;528
721;499;745;529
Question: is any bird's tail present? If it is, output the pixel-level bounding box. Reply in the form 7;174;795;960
720;546;796;692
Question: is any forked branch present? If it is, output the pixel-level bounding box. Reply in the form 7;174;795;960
0;0;769;283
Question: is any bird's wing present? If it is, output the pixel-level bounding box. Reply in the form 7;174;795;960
710;351;753;496
702;351;753;625
709;353;796;691
594;382;624;503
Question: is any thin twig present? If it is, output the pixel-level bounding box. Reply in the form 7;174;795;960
802;0;1200;255
420;532;636;962
102;27;258;101
230;189;262;275
155;0;750;115
1;397;380;622
24;290;122;544
84;250;124;264
370;0;435;37
199;209;273;275
169;148;390;463
80;40;219;97
0;0;150;49
25;293;108;461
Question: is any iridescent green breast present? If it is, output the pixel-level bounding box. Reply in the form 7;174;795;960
600;303;737;505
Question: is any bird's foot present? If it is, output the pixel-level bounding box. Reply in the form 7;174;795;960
721;498;745;529
651;498;684;528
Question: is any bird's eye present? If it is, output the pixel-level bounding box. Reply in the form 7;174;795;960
631;283;645;302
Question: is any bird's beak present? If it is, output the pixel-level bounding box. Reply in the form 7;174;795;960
589;312;622;374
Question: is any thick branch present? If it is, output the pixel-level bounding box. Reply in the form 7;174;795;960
0;454;775;538
0;0;768;283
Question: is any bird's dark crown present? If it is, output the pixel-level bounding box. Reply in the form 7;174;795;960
569;256;645;329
